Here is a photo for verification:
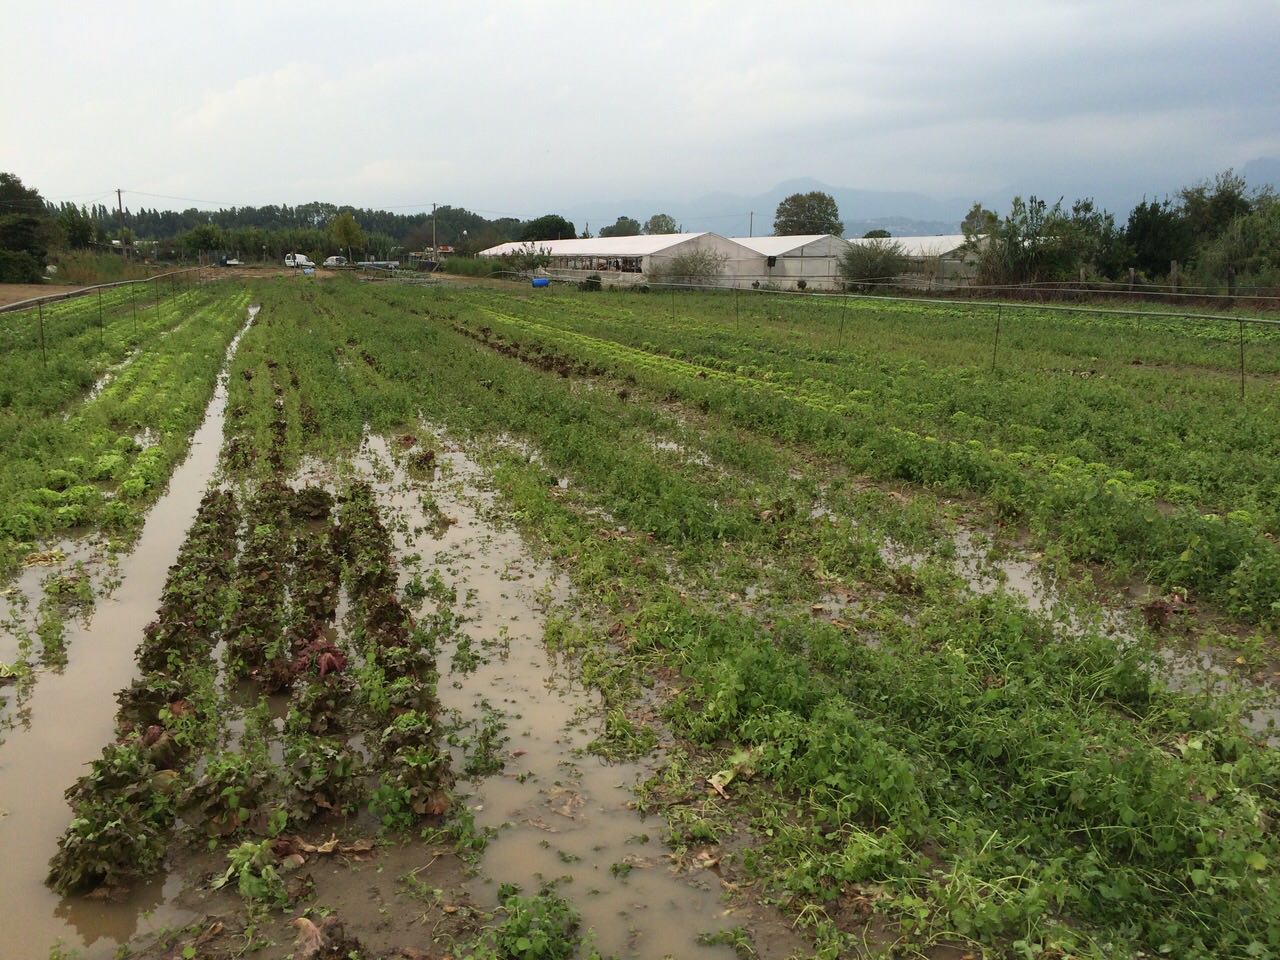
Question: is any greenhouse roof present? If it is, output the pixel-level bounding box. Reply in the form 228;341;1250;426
731;235;848;256
478;233;712;258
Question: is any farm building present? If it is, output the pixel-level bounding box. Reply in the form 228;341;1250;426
730;234;850;290
478;233;760;288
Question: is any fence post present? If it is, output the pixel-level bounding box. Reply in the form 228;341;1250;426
131;281;137;336
1170;260;1179;295
735;286;740;333
671;285;675;322
991;303;1002;373
38;300;47;366
156;276;161;323
1239;319;1245;400
839;290;848;348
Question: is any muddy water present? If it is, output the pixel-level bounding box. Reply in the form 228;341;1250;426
356;434;772;959
0;307;256;959
879;523;1280;741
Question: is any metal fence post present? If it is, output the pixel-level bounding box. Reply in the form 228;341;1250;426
98;287;104;347
1239;319;1245;400
991;303;1002;373
839;290;848;349
38;300;47;366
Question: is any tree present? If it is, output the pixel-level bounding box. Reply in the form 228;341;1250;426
773;191;842;236
1180;170;1252;246
960;202;998;239
644;213;679;235
1125;198;1189;278
184;223;224;256
862;229;891;239
0;173;49;282
599;216;640;239
1067;198;1132;280
520;214;575;242
840;239;908;289
599;216;642;238
971;196;1093;284
329;210;366;258
1192;193;1280;288
59;205;94;249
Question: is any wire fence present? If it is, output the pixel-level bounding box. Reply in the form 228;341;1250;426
0;268;211;367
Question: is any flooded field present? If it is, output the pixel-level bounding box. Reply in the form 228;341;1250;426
0;308;254;957
2;277;1277;960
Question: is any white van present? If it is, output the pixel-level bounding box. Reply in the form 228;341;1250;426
284;253;315;268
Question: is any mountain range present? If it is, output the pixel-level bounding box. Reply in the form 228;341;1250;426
556;161;1280;240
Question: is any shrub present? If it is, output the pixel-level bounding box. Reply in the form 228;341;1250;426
840;238;909;290
578;272;602;292
647;248;728;288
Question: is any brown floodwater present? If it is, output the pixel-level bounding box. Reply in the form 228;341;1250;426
355;433;800;959
0;308;255;959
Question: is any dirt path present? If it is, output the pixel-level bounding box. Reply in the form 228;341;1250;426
0;283;87;307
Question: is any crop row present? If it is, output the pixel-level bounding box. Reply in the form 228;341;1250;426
301;277;1280;957
0;280;215;422
47;301;454;908
473;286;1280;526
0;287;251;581
459;304;1280;627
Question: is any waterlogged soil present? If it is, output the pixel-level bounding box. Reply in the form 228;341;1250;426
354;433;804;958
21;427;801;960
0;308;256;959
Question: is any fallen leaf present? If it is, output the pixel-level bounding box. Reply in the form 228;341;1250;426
291;917;324;960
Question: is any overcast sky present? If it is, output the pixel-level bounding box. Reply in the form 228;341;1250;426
4;1;1278;222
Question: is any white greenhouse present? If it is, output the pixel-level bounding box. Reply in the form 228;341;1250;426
729;234;851;290
478;233;760;288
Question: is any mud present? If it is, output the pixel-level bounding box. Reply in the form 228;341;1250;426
0;307;256;959
357;433;802;958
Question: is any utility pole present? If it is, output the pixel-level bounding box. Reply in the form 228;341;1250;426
116;188;128;260
749;211;753;237
432;203;437;257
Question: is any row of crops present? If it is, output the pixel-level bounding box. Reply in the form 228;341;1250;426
0;282;251;579
334;277;1274;959
442;285;1280;628
47;326;453;917
13;274;1280;958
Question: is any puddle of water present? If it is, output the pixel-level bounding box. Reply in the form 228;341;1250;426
0;306;256;959
653;436;713;468
356;434;768;959
871;521;1280;742
86;348;141;403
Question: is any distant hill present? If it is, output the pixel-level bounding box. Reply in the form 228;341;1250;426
561;177;970;239
1243;157;1280;191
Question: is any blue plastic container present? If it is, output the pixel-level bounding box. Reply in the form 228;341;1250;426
531;277;551;288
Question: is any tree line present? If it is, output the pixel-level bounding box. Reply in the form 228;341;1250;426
3;170;1276;290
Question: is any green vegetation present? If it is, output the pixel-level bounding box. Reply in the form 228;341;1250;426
36;274;1280;957
0;281;249;578
773;190;843;236
840;236;909;288
208;275;1276;958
